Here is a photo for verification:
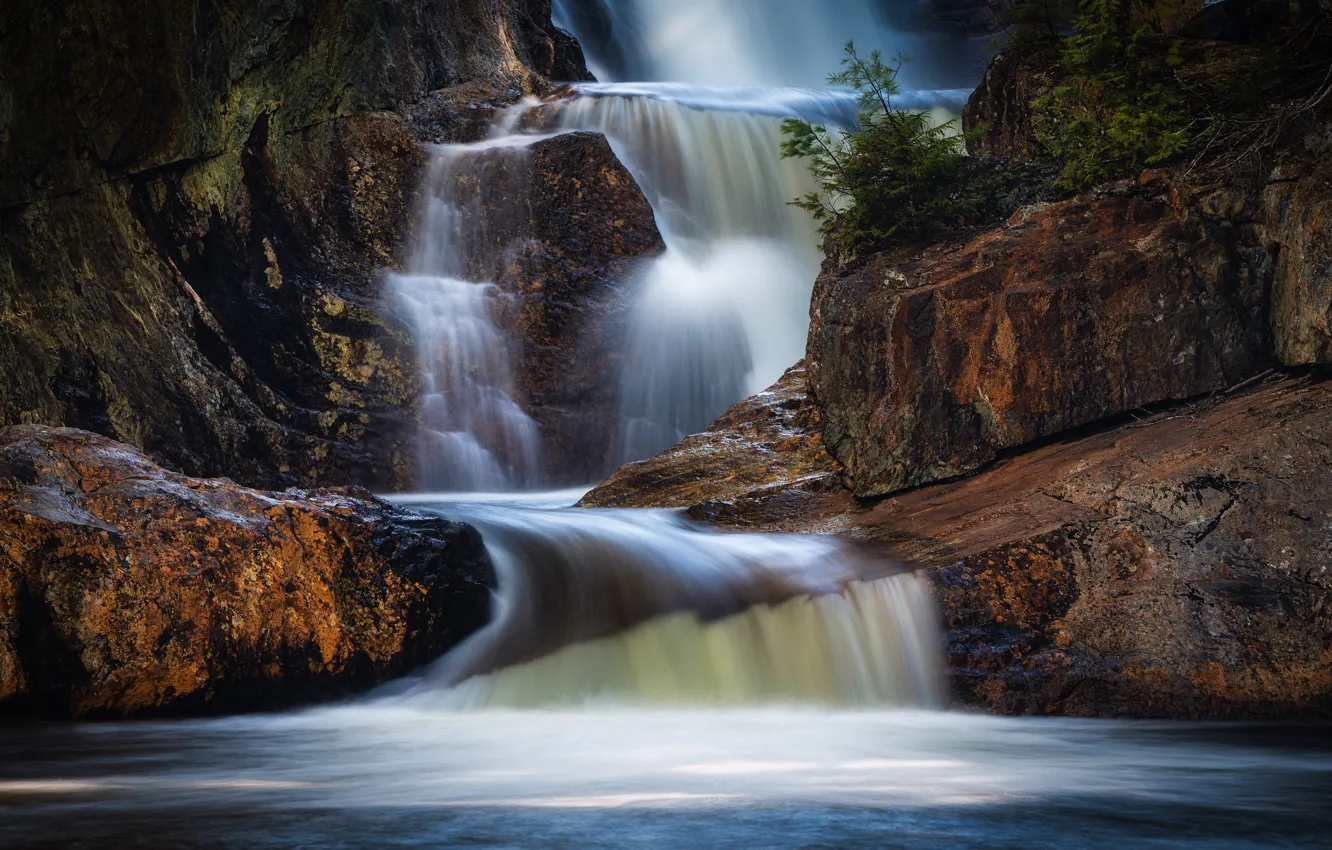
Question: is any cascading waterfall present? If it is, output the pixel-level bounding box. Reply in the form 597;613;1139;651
393;9;977;472
389;143;546;491
381;2;971;703
548;87;847;460
390;493;945;708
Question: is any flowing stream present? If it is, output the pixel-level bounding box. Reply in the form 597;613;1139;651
5;2;1332;847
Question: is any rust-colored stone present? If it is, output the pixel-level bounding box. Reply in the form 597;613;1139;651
581;364;854;531
0;425;494;719
808;180;1271;498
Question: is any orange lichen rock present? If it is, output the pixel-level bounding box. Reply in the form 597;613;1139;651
0;426;493;719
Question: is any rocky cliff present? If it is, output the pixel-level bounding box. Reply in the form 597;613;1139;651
0;425;494;719
0;0;598;491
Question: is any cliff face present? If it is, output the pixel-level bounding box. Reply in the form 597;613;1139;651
808;176;1274;498
0;0;589;490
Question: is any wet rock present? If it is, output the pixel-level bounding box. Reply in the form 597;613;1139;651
581;364;851;529
0;0;586;491
435;131;665;485
808;178;1271;498
0;425;495;719
589;369;1332;718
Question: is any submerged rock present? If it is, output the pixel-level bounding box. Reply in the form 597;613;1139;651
0;426;494;719
588;370;1332;719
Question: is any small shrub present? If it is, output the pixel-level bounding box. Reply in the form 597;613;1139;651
780;42;983;252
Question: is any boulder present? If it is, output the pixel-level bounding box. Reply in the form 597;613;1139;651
0;425;494;719
808;177;1271;498
581;364;848;529
588;370;1332;718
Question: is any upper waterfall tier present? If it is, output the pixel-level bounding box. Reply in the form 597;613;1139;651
552;0;991;88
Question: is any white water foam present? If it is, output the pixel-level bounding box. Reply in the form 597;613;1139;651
389;145;544;491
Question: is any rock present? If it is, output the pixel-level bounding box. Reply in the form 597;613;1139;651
434;131;665;485
863;374;1332;719
581;364;851;529
0;0;586;491
589;369;1332;718
1259;129;1332;366
0;425;495;719
962;51;1050;160
808;178;1271;498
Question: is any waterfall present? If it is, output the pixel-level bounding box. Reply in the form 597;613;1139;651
546;87;847;460
391;494;945;708
376;4;964;711
388;144;546;491
552;0;988;89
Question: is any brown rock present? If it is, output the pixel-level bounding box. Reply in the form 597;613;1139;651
808;181;1271;498
581;364;851;530
0;425;494;719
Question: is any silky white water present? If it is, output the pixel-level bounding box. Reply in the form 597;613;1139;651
542;88;826;460
551;0;985;89
386;491;943;707
5;707;1331;847
389;144;546;490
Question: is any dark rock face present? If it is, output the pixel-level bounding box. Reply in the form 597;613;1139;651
962;51;1049;160
0;425;495;719
1260;143;1332;365
431;131;664;484
587;369;1332;718
0;0;588;491
808;177;1271;498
